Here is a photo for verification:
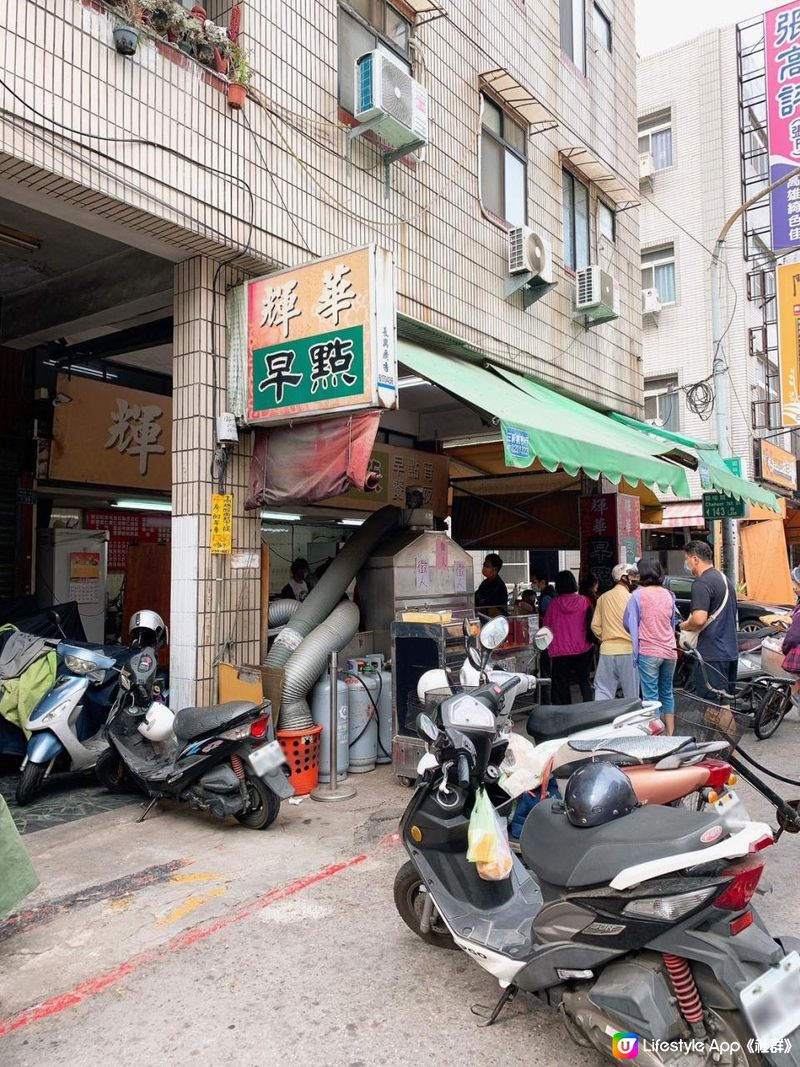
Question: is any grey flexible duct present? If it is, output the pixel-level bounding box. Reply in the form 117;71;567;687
279;600;361;729
268;599;301;628
265;505;401;671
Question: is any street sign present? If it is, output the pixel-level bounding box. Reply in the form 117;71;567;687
702;492;745;520
723;456;742;477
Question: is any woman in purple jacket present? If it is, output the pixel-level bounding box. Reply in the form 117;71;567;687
781;566;800;704
543;570;594;704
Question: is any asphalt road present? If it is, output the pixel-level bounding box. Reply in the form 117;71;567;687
2;717;800;1067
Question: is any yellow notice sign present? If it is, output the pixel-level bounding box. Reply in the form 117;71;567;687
211;494;233;555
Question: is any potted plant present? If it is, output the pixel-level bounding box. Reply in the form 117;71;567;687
227;41;251;110
168;5;196;54
113;0;141;56
140;0;172;36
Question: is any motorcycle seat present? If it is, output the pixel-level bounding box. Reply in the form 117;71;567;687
173;701;260;742
521;799;728;889
527;698;642;742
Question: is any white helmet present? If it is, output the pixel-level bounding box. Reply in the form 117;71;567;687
416;669;451;703
137;702;174;742
129;610;168;649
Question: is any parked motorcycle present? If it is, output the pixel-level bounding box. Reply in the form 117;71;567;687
97;626;293;829
395;674;800;1065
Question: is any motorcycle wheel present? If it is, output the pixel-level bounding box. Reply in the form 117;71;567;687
754;684;790;740
393;860;457;950
235;774;280;830
95;748;133;794
15;762;46;806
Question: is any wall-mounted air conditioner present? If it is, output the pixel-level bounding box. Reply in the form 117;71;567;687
355;51;429;152
642;287;662;315
639;152;655;183
575;266;620;326
508;227;554;282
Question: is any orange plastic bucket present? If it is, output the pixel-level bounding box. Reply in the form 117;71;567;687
276;724;323;796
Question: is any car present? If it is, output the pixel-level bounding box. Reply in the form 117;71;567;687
663;575;792;632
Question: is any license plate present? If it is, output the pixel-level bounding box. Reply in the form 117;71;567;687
741;951;800;1050
247;739;286;777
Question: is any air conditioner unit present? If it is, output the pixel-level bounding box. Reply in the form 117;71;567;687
642;287;662;314
639;152;655;183
355;51;429;151
575;266;620;325
508;227;554;282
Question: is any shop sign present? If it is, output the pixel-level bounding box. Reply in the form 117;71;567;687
49;375;171;490
324;444;449;517
702;493;746;520
761;439;798;490
579;494;641;589
765;2;800;251
776;262;800;424
211;493;233;555
246;246;397;426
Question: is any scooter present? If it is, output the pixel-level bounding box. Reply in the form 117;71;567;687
16;640;130;806
97;645;293;829
396;678;800;1065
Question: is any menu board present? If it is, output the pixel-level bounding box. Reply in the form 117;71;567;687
85;510;171;571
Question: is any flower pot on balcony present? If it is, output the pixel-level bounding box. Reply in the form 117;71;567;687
113;26;139;56
195;40;215;67
227;82;247;110
151;7;170;34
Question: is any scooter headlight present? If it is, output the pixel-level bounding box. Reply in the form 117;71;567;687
64;655;97;676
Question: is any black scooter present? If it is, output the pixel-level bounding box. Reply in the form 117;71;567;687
395;673;800;1065
96;647;293;829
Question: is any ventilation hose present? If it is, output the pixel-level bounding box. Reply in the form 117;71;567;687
279;600;361;730
265;505;401;671
267;599;301;628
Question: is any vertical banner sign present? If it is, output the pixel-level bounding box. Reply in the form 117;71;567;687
766;2;800;251
776;262;800;424
579;494;642;590
211;493;233;555
246;245;397;426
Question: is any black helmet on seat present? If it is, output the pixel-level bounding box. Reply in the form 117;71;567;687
564;762;638;828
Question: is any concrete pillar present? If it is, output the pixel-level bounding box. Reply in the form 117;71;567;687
171;257;260;710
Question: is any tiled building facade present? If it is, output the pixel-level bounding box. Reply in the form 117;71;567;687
1;0;642;705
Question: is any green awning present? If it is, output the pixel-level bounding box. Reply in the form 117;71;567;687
609;413;781;513
399;343;691;496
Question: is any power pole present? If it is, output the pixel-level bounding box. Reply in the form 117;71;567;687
710;163;800;584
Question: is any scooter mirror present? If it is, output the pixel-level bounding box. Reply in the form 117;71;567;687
479;616;509;650
534;626;554;651
416;713;440;743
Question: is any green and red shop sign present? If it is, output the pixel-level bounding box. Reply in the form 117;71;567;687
246;245;397;426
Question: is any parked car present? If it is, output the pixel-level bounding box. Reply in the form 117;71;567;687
663;575;792;632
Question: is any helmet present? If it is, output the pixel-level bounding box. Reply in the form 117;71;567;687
137;702;175;742
612;563;638;582
417;669;450;702
564;762;638;828
129;610;167;649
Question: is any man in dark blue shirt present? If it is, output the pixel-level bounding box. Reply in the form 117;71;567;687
680;540;738;701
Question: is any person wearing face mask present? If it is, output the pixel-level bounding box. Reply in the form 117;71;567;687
280;558;311;602
590;563;639;701
679;540;738;701
530;571;555;616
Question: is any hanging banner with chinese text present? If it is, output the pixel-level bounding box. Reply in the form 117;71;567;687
776;262;800;424
765;2;800;251
49;375;171;490
211;494;233;554
246;245;397;426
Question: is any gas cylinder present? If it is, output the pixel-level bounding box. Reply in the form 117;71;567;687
345;662;379;773
310;673;349;783
365;654;393;764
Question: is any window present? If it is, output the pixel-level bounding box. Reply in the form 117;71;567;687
598;200;615;242
638;110;673;170
644;376;680;433
593;3;612;52
641;244;676;304
753;357;781;429
480;96;528;227
560;0;586;74
562;169;590;270
338;2;412;113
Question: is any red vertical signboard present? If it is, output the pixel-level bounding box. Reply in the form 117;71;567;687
580;494;641;588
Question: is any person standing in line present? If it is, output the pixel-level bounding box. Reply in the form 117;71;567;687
530;571;555;617
679;540;738;701
591;563;639;701
475;553;510;616
543;570;594;704
624;558;680;733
